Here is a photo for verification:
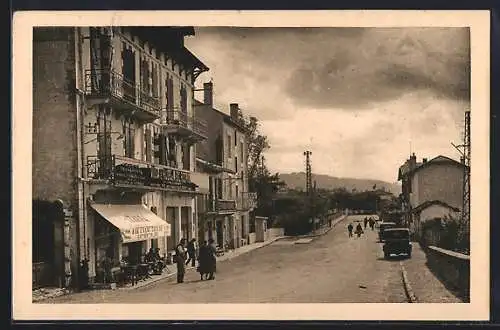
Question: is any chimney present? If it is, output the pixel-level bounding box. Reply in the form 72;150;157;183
423;158;428;163
230;103;239;120
409;153;417;169
203;82;213;106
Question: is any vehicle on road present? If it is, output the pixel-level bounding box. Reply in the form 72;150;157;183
378;222;397;242
382;228;412;259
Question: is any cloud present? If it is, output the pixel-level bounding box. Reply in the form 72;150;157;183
284;28;470;110
186;27;468;181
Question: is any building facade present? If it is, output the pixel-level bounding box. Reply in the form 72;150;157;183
194;82;257;250
33;26;209;288
398;154;465;238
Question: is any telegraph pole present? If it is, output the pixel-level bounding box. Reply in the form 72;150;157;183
452;110;471;252
304;151;314;226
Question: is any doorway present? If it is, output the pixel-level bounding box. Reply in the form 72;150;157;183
216;220;223;248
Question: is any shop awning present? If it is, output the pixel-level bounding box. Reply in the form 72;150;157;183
90;203;171;243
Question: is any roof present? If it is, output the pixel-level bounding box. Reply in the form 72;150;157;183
196;158;235;174
126;27;209;73
194;100;248;133
411;200;460;213
398;155;466;181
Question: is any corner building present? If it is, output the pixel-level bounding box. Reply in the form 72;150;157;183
32;26;209;288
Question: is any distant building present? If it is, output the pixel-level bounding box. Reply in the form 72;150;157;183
397;154;466;238
194;82;257;249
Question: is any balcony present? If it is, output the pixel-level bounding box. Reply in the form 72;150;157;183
161;110;208;143
86;154;197;193
84;69;161;123
238;192;258;211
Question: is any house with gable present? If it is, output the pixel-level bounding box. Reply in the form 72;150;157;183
398;153;466;240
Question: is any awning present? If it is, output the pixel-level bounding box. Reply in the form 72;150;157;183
90;203;171;243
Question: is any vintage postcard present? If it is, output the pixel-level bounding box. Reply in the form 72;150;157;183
12;10;490;321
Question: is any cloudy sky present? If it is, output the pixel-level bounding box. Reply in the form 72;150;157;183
185;27;470;183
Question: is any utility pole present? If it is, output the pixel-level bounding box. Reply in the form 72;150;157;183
452;110;471;252
304;151;314;226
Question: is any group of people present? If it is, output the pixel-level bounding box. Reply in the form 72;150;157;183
175;238;218;283
144;247;165;274
347;216;377;238
347;222;364;237
363;216;376;231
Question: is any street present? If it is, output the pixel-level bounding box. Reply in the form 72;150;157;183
42;215;408;303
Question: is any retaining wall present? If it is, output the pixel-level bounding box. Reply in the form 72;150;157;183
426;245;470;301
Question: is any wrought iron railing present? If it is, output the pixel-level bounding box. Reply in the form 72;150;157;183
84;69;161;117
86;154;195;191
162;110;208;138
216;199;237;211
238;192;258;210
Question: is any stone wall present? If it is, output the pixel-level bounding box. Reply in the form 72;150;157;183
426;245;470;302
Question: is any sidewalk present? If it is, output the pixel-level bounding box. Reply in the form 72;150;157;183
33;235;286;301
300;215;347;238
401;241;464;303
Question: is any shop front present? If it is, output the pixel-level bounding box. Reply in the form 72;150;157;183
89;202;171;284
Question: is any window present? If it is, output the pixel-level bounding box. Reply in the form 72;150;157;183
234;130;237;146
240;142;244;160
144;128;152;162
235;156;238;172
227;134;232;158
152;63;159;98
123;120;135;158
235;185;239;198
180;84;187;114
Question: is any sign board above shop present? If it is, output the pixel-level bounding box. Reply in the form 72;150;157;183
90;202;171;244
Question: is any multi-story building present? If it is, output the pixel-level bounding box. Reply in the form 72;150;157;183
32;26;209;288
397;153;465;238
194;82;257;250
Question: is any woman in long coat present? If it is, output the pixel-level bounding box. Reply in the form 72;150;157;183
197;240;210;280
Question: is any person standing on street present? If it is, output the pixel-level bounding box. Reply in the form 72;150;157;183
347;223;354;237
364;217;368;229
185;238;197;267
207;238;217;280
197;240;210;280
175;238;187;283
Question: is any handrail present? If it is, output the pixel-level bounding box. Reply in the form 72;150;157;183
162;109;208;136
84;68;161;116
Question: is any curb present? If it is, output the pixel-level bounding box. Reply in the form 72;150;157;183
400;261;418;303
301;215;347;238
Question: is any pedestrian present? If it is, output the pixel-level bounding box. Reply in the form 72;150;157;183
355;223;364;237
185;238;197;267
347;223;354;237
207;238;217;280
364;217;368;229
197;240;210;280
369;217;375;231
175;238;187;283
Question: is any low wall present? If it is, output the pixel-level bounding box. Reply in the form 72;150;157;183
426;245;470;301
248;233;256;245
268;228;285;240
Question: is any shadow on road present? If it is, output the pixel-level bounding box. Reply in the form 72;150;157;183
376;255;410;262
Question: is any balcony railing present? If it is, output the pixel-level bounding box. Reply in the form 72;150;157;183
216;199;237;211
84;69;161;121
86;154;196;192
238;192;258;210
161;110;208;140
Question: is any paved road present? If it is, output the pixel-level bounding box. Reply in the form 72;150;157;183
43;215;407;303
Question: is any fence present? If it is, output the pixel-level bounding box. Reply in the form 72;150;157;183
426;245;470;302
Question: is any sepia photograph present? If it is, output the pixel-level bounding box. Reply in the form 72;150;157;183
13;10;490;320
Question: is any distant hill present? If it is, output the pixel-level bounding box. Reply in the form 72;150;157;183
278;172;401;196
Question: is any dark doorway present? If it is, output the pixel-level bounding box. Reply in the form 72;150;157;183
216;220;223;248
32;200;64;289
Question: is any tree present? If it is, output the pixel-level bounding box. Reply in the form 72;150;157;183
244;116;270;179
243;115;285;226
